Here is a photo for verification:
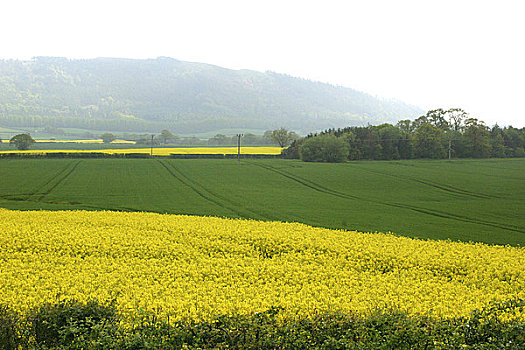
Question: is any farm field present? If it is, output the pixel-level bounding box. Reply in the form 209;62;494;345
1;209;524;321
0;158;524;245
0;145;282;154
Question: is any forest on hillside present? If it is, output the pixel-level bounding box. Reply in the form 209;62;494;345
0;57;422;134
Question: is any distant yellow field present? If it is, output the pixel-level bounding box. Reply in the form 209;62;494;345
0;139;135;144
0;146;282;155
35;139;136;144
1;209;524;321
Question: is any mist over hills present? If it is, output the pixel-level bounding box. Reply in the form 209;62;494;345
0;57;423;135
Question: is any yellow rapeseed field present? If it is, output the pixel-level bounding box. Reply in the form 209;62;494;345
0;146;282;155
34;139;136;144
0;139;135;144
1;209;524;321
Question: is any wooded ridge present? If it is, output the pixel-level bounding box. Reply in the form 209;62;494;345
0;57;423;134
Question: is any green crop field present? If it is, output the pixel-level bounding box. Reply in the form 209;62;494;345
0;158;524;245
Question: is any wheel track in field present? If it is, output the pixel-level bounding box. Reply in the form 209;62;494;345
0;160;77;202
35;160;82;202
157;160;276;221
249;161;525;234
350;164;497;199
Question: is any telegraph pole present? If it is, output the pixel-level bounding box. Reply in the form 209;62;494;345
236;133;243;164
150;134;154;158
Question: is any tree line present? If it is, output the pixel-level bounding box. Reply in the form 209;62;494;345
2;128;298;150
283;108;525;162
134;129;298;147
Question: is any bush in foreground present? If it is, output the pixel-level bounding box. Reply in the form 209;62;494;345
0;305;20;350
26;299;117;349
1;299;525;349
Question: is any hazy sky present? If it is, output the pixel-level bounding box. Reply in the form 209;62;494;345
2;0;524;127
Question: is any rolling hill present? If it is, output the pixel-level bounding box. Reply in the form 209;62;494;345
0;57;423;135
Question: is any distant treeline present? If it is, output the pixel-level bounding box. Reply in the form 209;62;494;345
136;131;278;146
284;108;525;161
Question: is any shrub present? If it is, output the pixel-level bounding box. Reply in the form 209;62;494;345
0;305;20;350
26;299;118;348
2;300;525;348
9;133;35;150
299;134;349;162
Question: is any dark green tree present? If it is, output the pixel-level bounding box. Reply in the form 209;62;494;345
208;134;230;145
269;128;298;148
242;133;256;145
101;133;117;144
159;129;175;144
464;118;491;158
9;133;35;150
502;127;524;156
396;120;414;159
426;108;450;130
342;131;361;160
490;125;507;158
411;115;429;131
414;123;444;159
299;134;349;162
446;108;468;132
377;124;401;160
396;119;414;134
446;129;468;158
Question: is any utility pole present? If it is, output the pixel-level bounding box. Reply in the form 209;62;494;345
150;134;154;158
448;138;452;160
236;133;243;164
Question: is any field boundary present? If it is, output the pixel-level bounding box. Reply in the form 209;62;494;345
0;152;282;159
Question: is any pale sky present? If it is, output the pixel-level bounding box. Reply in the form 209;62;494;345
1;0;524;127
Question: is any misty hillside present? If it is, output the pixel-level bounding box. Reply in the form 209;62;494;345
0;57;423;134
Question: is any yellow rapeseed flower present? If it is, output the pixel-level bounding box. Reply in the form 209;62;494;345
0;146;282;155
0;209;523;322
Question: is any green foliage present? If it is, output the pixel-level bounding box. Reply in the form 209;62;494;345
0;305;21;350
268;128;299;148
159;129;175;144
414;123;445;159
100;132;116;143
463;118;491;158
2;299;525;349
26;299;117;348
281;138;304;159
284;108;525;161
0;57;423;134
9;133;35;150
299;134;349;162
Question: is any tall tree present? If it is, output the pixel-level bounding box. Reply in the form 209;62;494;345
101;133;117;144
377;124;401;160
9;134;35;150
446;108;468;132
464;118;490;158
269;128;298;148
426;109;449;130
414;123;445;159
159;129;175;144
